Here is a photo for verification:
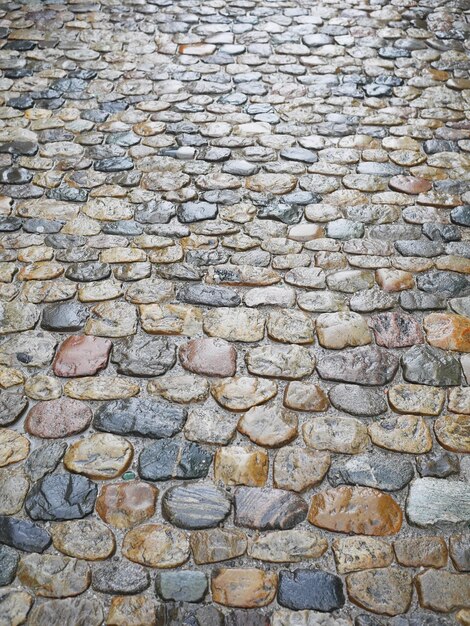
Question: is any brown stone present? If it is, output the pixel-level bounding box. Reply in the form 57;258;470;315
211;568;278;608
211;376;278;411
424;313;470;352
17;554;90;598
148;374;209;403
64;377;139;400
434;414;470;452
0;429;30;467
284;382;329;412
53;335;112;377
389;175;432;195
368;415;432;454
450;534;470;572
96;482;158;529
369;312;423;348
376;269;414;292
179;337;236;377
274;447;330;493
416;569;470;612
388;384;445;416
332;536;394;574
308;486;403;536
394;536;448;568
0;590;33;626
346;568;413;616
64;433;133;479
107;596;160;626
234;487;308;530
238;405;298;447
51;519;115;561
25;397;92;439
139;304;202;336
214;446;268;487
190;528;247;564
122;524;190;568
248;530;328;563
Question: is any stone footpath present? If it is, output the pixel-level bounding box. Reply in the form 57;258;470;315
0;0;469;624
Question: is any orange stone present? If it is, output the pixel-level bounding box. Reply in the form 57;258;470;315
308;486;402;536
424;313;470;352
211;568;277;608
96;482;158;529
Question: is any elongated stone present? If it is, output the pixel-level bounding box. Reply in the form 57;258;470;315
25;398;92;439
162;484;231;529
416;569;470;613
122;524;190;568
406;478;470;526
212;376;277;411
138;440;212;481
238;405;298;447
248;530;328;563
190;528;247;564
234;487;308;530
179;337;237;377
333;536;394;574
211;568;278;608
303;416;369;454
64;433;133;479
26;597;104;626
317;347;399;386
368;415;432;454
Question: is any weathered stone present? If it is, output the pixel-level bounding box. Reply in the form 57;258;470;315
92;559;150;594
434;414;470;452
0;331;57;368
450;534;470;572
24;441;66;483
204;307;264;342
417;449;460;478
64;433;133;479
284;382;329;412
17;553;90;598
329;385;387;417
303;416;369;454
0;544;19;585
184;407;238;445
111;335;176;377
416;569;470;612
0;590;33;626
0;468;29;515
234;487;308;530
0;302;39;334
25;397;92;438
0;392;28;426
394;536;448;568
246;344;314;379
238;405;298;447
271;610;352;626
317;313;371;349
96;482;157;530
156;570;207;602
329;454;414;492
368;415;432;454
248;530;328;563
122;523;190;568
309;487;403;536
369;312;423;348
0;516;51;553
162;484;231;529
278;569;345;611
212;376;277;411
51;519;114;560
406;478;470;526
274;447;330;493
25;473;97;521
191;528;247;564
317;347;399;386
106;596;160;626
41;302;89;332
64;376;140;400
267;310;315;344
0;429;29;467
211;568;278;608
214;446;268;487
333;536;394;574
148;374;208;403
388;384;445;416
138;439;212;481
179;338;237;377
53;335;111;377
402;345;461;386
140;303;202;336
346;569;413;616
26;597;104;626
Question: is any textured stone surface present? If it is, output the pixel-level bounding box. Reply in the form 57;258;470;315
211;568;277;608
96;482;158;529
162;484;231;529
25;398;92;438
234;487;308;530
53;336;112;377
346;569;413;616
17;553;91;598
333;536;394;574
278;569;345;611
406;478;470;526
122;524;190;568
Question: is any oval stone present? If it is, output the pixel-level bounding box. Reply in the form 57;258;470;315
368;415;432;454
211;568;278;608
53;335;112;377
25;398;92;439
51;519;115;560
179;337;237;377
122;524;190;568
25;473;97;521
96;482;158;529
346;568;413;616
162;484;231;529
434;414;470;452
234;487;308;530
64;433;133;479
17;553;91;598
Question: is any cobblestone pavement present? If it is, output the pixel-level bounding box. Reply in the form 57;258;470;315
0;0;469;624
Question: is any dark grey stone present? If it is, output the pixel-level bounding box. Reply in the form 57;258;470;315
329;454;415;491
41;302;89;332
416;271;470;298
65;262;111;282
92;559;150;594
25;473;97;521
278;569;345;611
138;440;212;481
177;202;218;223
156;570;207;602
317;347;399;386
402;345;461;386
162;484;231;529
111;335;176;377
0;545;19;585
329;384;387;416
0;516;51;553
24;441;67;483
0;393;28;426
416;450;460;478
177;284;240;307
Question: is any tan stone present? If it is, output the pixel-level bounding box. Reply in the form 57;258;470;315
248;530;328;563
64;377;140;400
0;590;33;626
148;374;209;403
211;568;278;608
107;596;159;626
376;268;414;292
369;415;432;454
273;447;330;492
203;307;265;342
85;302;137;337
238;405;298;447
214;446;268;487
316;312;371;349
434;414;470;452
346;568;413;616
122;524;190;568
303;416;369;454
190;528;247;564
449;388;470;414
246;173;297;194
64;434;133;479
388;384;445;416
211;376;278;411
246;344;315;379
0;429;30;467
51;520;115;560
140;304;202;336
267;310;315;344
394;536;448;568
17;554;90;598
424;313;470;352
309;486;403;536
416;569;470;612
284;382;329;412
332;536;394;574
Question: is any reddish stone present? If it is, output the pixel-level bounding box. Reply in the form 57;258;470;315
53;336;112;377
96;482;158;529
179;338;236;377
25;397;93;438
369;312;423;348
308;486;403;536
389;175;432;195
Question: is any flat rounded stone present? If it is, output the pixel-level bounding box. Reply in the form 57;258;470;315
406;478;470;526
317;347;399;386
51;519;115;560
0;392;28;426
333;536;394;574
0;429;29;467
190;528;247;564
316;313;371;349
0;302;39;334
26;597;104;626
0;331;57;368
308;486;403;536
434;414;470;452
122;523;190;568
184;407;238;445
246;344;315;379
369;312;423;348
389;175;432;195
64;433;133;479
211;568;278;608
96;481;158;529
402;345;461;387
203;307;265;342
162;484;231;529
246;173;297;194
179;338;237;377
329;454;414;492
41;302;89;332
53;335;112;377
111;335;176;377
329;384;387;417
416;449;460;479
17;553;90;598
24;375;62;401
140;303;202;336
214;446;268;487
212;376;278;411
94;397;186;439
248;530;328;563
284;382;329;412
394;536;448;568
416;569;470;613
368;415;432;454
138;440;212;481
64;376;140;400
25;398;92;439
274;447;330;493
0;544;19;585
0;590;33;626
156;570;207;602
346;569;413;616
92;558;150;595
147;374;208;404
278;569;344;612
267;310;315;344
0;516;51;553
303;416;369;454
106;596;160;626
449;388;470;415
238;405;298;447
25;473;97;521
388;384;445;416
424;313;470;352
234;487;308;530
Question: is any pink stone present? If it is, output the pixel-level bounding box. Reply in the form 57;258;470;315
53;335;112;377
179;337;237;377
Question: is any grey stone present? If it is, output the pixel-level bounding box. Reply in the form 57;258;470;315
111;335;176;377
406;478;470;526
162;484;231;529
329;454;415;491
329;384;387;416
139;440;212;481
156;570;207;602
25;473;97;521
92;559;150;594
0;545;19;585
402;345;461;386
